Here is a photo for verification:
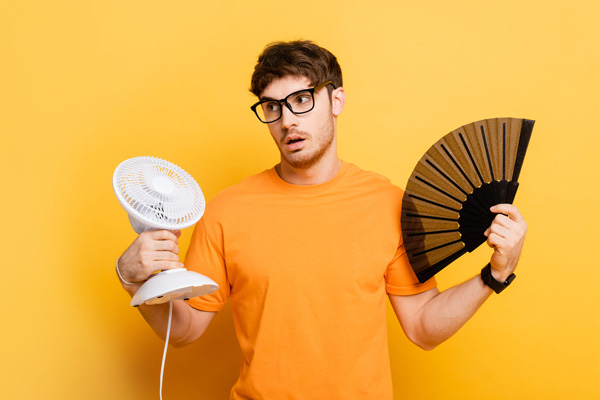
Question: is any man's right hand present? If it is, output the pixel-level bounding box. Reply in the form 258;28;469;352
117;229;184;294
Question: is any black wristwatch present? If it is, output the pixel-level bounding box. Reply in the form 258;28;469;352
481;263;516;294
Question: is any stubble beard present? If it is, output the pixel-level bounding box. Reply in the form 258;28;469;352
279;115;335;170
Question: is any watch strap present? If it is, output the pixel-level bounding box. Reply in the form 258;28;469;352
481;263;516;294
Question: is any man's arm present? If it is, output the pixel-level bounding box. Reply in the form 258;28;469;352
117;229;215;347
390;204;527;350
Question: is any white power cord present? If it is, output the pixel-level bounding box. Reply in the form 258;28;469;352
160;299;173;400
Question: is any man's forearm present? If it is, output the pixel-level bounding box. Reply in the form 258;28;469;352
413;275;494;350
137;300;193;346
121;281;214;347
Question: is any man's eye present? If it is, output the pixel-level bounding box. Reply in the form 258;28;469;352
264;102;280;112
291;93;312;106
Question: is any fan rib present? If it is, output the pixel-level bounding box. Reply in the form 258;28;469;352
511;119;534;182
405;213;458;222
465;192;493;217
407;229;460;237
415;176;463;204
440;144;476;190
502;122;507;180
414;248;468;282
425;159;469;196
413;239;464;256
407;194;460;212
480;125;495;181
458;133;484;186
458;207;494;225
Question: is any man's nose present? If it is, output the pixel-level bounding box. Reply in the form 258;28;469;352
280;103;298;129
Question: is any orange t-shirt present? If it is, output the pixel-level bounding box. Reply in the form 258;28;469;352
185;162;436;399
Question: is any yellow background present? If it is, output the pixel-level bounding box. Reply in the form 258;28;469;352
2;1;599;399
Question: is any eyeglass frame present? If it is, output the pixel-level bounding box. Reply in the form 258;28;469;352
250;80;334;124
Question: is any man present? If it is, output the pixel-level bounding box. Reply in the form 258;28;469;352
117;40;527;399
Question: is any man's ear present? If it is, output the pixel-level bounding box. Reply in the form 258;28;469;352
331;87;345;116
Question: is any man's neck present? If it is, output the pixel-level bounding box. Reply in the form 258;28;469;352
276;156;342;186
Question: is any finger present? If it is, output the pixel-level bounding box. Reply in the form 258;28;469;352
487;223;511;240
138;238;178;256
490;213;518;231
488;213;527;242
153;239;180;254
490;204;525;224
141;256;183;276
144;229;180;242
486;232;505;249
154;260;185;271
152;249;181;262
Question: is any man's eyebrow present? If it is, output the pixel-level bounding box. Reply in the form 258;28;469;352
259;95;278;101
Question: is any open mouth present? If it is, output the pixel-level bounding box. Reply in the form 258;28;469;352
284;134;307;150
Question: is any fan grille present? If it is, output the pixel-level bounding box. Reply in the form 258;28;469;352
113;156;205;230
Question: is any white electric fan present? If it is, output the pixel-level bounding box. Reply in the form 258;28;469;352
113;156;219;307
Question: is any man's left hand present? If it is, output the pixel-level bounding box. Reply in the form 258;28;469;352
484;204;528;282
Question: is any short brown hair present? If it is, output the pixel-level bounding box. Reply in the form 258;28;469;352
250;40;343;97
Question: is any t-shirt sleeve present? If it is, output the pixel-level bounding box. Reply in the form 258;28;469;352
384;241;437;295
184;217;230;312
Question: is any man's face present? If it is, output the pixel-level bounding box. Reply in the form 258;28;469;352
259;75;336;170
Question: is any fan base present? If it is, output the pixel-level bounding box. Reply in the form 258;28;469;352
130;268;219;307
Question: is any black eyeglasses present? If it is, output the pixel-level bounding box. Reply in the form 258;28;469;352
250;81;333;123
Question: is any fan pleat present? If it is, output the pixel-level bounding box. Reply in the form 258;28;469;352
438;142;477;190
506;119;522;181
408;244;466;275
464;123;493;184
404;232;463;252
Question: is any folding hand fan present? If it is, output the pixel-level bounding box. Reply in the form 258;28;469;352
113;156;218;307
401;118;534;283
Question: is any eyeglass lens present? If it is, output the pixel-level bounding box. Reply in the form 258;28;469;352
256;90;314;123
